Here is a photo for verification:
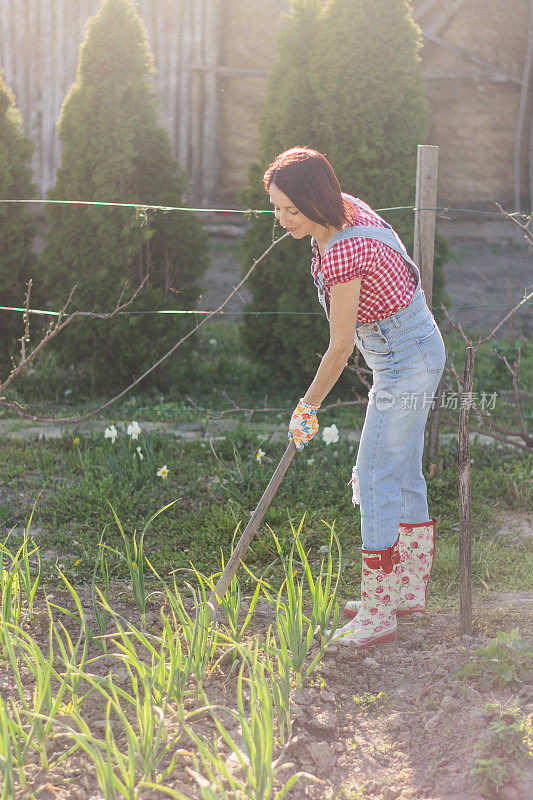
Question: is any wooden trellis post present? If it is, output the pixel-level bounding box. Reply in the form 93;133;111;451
414;145;443;471
414;144;439;307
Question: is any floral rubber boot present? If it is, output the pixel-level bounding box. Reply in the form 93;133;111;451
343;519;436;619
331;538;401;648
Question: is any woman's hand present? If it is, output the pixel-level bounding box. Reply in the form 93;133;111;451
288;399;319;450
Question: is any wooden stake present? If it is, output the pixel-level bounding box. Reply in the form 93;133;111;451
414;145;439;308
425;373;445;471
458;346;474;635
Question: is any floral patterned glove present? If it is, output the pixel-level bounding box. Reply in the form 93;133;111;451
288;399;320;451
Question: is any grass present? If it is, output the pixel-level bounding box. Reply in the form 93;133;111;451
0;418;531;608
1;318;532;604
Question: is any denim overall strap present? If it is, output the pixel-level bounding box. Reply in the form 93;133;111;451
313;218;421;318
323;225;418;274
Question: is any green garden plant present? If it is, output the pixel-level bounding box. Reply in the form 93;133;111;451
3;622;71;770
452;628;533;687
209;537;263;646
91;532;111;653
471;703;532;798
47;701;138;800
294;518;342;649
0;520;41;641
160;571;218;697
105;431;156;490
165;642;320;800
0;696;21;796
261;517;341;688
210;439;271;504
108;605;194;715
52;619;93;712
264;628;292;746
80;671;177;786
353;691;389;713
76;423;161;491
321;428;357;478
106;500;177;628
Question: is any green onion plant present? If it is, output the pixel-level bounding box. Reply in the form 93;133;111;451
161;571;218;697
106;501;177;628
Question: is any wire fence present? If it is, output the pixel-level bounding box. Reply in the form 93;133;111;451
0;199;531;319
1;198;528;217
1;197;531;428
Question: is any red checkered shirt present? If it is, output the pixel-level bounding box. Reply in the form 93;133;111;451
311;197;416;323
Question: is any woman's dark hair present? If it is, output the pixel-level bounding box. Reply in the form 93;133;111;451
263;146;351;229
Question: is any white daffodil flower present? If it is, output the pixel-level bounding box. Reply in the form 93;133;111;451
127;421;142;440
104;424;118;444
256;448;265;464
322;424;339;445
157;465;169;479
136;447;144;461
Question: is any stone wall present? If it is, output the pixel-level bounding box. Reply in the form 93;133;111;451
416;0;531;209
215;0;531;210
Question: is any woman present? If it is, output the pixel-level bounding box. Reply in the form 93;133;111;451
264;146;446;649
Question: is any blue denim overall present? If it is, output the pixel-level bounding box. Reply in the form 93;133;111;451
314;199;446;550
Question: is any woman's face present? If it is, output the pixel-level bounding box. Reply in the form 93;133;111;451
269;183;323;240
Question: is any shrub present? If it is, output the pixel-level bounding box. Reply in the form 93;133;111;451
37;0;208;392
241;0;448;386
0;70;36;376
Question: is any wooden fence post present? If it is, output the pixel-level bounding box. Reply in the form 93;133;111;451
415;145;441;465
458;346;475;635
414;144;439;308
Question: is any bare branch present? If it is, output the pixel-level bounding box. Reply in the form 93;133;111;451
439;303;472;345
496;203;533;245
435;359;532;449
475;287;533;350
0;277;149;399
440;416;531;452
344;349;373;389
492;340;532;445
185;394;368;420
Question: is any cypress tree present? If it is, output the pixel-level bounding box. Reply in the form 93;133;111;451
242;0;447;385
0;71;36;375
38;0;208;391
240;0;327;379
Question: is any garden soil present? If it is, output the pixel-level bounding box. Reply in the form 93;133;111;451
3;571;532;800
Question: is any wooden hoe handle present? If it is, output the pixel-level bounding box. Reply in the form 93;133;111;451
209;441;296;607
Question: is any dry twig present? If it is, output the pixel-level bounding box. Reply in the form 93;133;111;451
1;277;148;397
495;203;533;246
186;393;368;420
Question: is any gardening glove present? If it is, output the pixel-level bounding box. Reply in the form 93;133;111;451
288;399;320;451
